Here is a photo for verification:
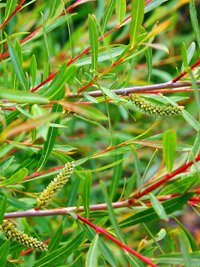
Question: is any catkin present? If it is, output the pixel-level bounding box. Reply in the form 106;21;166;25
36;162;75;209
131;94;184;116
1;219;47;251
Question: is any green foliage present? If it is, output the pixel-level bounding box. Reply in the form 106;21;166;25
0;0;200;266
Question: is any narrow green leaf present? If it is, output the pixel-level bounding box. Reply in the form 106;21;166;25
159;174;200;196
101;87;126;102
102;0;116;32
181;42;188;69
149;193;168;221
101;181;124;242
130;0;145;47
189;0;200;50
4;0;17;18
0;240;10;266
60;102;108;121
83;171;92;218
125;173;137;199
182;109;200;131
0;168;28;187
30;55;37;87
145;46;152;83
178;230;192;267
33;232;84;267
6;37;28;91
98;239;118;266
187;42;196;65
0;89;49;104
145;0;168;14
131;146;142;188
86;235;99;267
116;0;126;24
48;224;63;252
38;103;62;169
0;194;7;224
40;64;77;100
109;154;123;200
120;193;193;228
88;14;99;73
174;217;199;252
0;156;14;173
190;131;200;159
162;129;177;173
156;252;200;265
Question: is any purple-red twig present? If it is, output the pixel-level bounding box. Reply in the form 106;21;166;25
0;0;26;30
77;214;158;267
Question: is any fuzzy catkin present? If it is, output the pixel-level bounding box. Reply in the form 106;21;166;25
36;162;75;209
131;94;184;116
1;220;47;251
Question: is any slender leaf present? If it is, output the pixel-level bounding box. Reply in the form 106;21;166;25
48;224;63;252
83;171;92;218
0;168;28;187
102;0;115;32
0;89;49;104
33;232;84;267
39;64;77;100
4;0;17;18
60;102;108;121
149;193;168;221
162;129;177;173
156;252;200;265
86;235;99;267
101;181;124;242
88;14;99;73
0;194;7;223
120;193;193;228
109;154;123;200
182;109;200;131
0;156;14;173
0;240;10;266
38;103;62;169
174;217;199;252
130;0;145;47
6;37;28;91
189;0;200;50
30;55;37;87
116;0;126;24
145;0;168;13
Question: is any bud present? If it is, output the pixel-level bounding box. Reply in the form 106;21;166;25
131;94;184;116
37;162;75;209
1;220;47;251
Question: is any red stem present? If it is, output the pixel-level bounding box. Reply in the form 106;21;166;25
0;0;26;30
128;152;200;205
30;0;152;92
77;214;158;267
0;0;87;60
172;57;200;83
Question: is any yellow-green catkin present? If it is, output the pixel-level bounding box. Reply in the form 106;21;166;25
36;162;75;209
1;219;47;251
131;94;184;116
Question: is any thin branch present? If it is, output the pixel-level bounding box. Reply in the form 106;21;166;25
67;80;200;98
77;214;158;267
128;152;200;204
172;57;200;83
4;191;200;219
0;0;26;30
0;0;89;60
30;0;152;92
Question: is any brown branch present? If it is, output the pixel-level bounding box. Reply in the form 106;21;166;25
4;191;200;219
67;80;200;98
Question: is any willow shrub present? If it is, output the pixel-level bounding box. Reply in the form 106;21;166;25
0;0;200;266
